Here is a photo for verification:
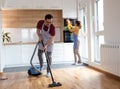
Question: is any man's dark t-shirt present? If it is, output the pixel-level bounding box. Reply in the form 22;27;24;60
36;20;55;36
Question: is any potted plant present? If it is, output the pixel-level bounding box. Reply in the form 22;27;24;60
2;31;11;43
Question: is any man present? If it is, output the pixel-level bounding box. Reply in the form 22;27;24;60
36;14;55;77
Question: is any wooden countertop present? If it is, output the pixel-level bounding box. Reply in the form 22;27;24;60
3;42;37;45
3;41;63;45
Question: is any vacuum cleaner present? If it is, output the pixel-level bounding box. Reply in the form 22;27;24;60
28;41;62;87
28;42;42;76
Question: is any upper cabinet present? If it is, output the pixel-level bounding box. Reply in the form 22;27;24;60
2;0;63;9
33;0;63;9
2;0;77;18
62;0;77;18
3;0;33;9
2;9;63;28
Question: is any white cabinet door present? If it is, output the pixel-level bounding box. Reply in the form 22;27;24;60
63;43;74;62
21;44;40;65
4;43;74;67
63;0;77;18
52;43;64;63
5;45;22;67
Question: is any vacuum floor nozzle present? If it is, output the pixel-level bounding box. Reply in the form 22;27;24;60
48;82;62;87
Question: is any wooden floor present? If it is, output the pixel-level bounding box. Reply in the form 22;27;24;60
0;66;120;89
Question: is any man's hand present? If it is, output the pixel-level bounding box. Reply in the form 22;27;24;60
43;44;47;51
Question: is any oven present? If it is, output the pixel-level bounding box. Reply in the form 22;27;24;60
63;30;73;43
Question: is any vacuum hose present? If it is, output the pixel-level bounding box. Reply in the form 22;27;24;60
30;41;41;74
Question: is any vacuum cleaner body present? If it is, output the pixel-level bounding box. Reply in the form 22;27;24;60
28;65;41;76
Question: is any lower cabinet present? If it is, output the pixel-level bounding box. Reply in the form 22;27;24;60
4;43;74;67
5;45;22;67
63;43;74;63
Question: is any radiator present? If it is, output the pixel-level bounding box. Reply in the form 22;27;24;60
100;44;120;76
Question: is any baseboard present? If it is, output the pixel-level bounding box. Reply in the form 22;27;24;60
84;63;120;81
83;63;89;66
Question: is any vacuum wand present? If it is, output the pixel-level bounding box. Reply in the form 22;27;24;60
41;41;62;87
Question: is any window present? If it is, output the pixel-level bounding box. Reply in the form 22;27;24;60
79;8;88;60
94;36;104;62
96;0;104;31
94;0;104;62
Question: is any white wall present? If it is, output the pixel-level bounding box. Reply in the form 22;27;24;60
104;0;120;44
0;0;2;7
0;11;2;72
0;0;6;72
0;3;1;72
62;0;77;18
0;0;2;72
78;0;120;76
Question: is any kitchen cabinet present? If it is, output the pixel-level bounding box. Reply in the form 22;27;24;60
2;10;63;42
62;0;77;18
21;45;39;65
4;44;39;67
33;0;63;9
2;0;77;18
63;43;74;62
4;43;74;67
5;45;22;67
3;0;63;9
52;43;64;63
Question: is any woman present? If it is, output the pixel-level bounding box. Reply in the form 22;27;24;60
69;20;82;65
